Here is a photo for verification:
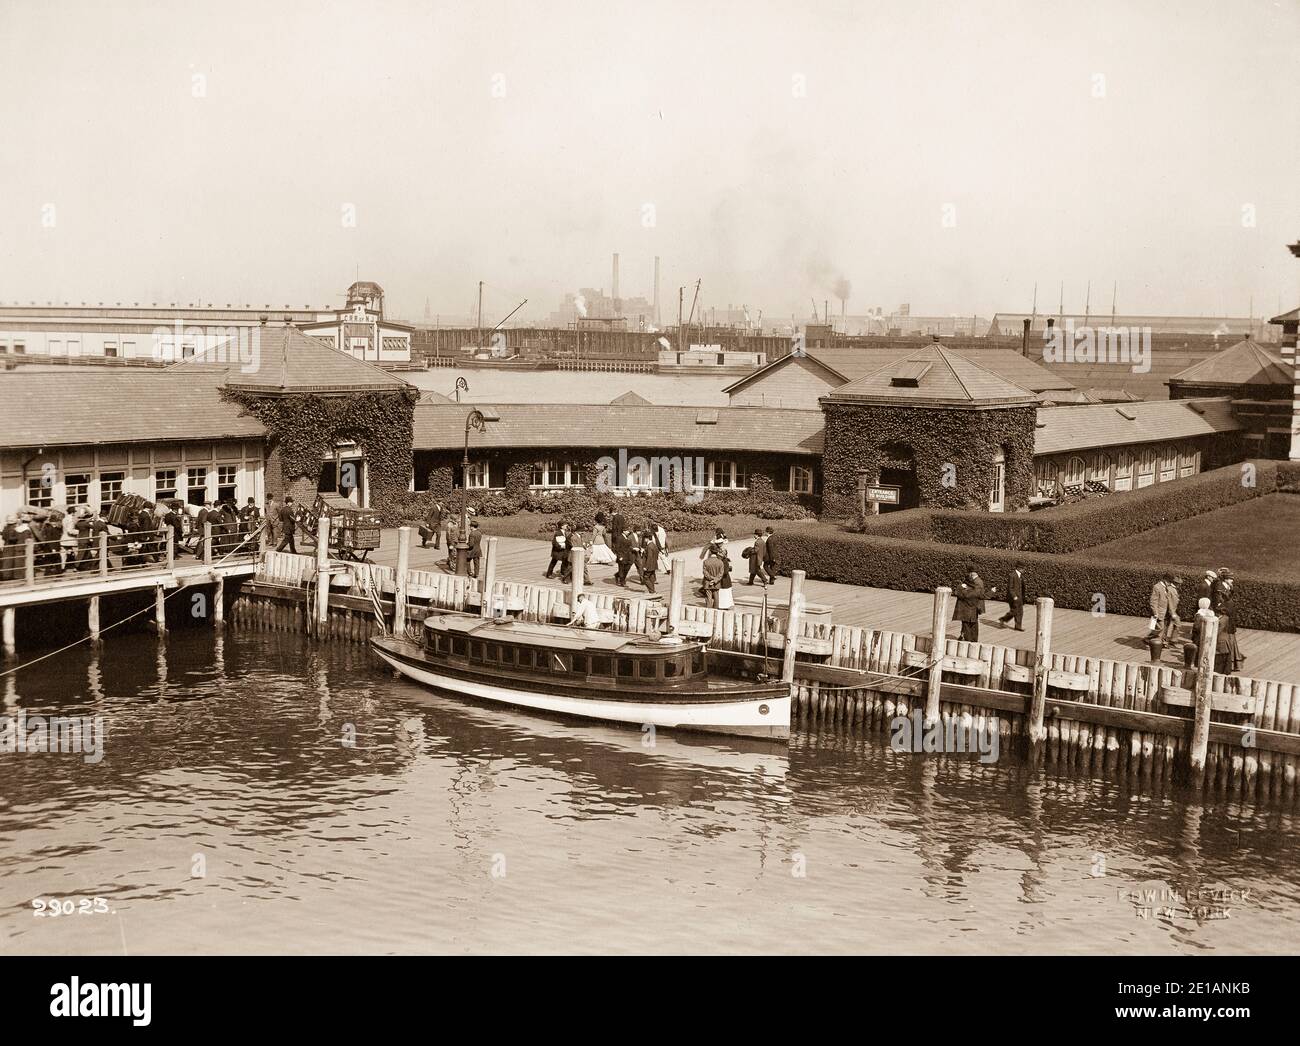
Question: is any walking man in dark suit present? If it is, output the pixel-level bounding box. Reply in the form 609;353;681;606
997;562;1026;630
276;496;298;554
746;529;769;585
952;565;986;643
762;526;778;579
614;526;634;586
639;528;660;594
419;501;443;549
466;521;483;578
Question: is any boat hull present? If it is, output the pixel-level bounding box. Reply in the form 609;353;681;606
371;637;790;741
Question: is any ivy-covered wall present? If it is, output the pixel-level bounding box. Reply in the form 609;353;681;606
820;402;1037;519
223;388;416;507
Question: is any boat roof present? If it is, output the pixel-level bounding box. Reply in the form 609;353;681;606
425;614;697;654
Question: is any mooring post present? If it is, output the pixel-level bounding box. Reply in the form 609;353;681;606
668;558;685;626
213;574;224;626
781;569;807;684
2;607;15;662
315;516;331;636
154;584;167;636
257;521;267;558
481;537;499;618
1189;607;1220;786
566;546;584;620
394;526;412;634
1029;596;1054;744
24;538;35;588
203;522;213;566
98;532;108;577
925;586;953;726
88;595;100;643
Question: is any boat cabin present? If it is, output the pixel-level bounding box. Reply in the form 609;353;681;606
423;615;707;688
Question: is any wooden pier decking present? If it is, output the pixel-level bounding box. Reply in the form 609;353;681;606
365;530;1300;685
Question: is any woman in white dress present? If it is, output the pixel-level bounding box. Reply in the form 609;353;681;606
588;511;617;566
652;518;670;574
716;550;735;611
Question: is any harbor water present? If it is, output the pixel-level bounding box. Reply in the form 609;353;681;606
2;628;1299;954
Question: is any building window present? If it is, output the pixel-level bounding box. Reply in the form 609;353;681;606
104;341;119;358
530;460;583;488
26;477;53;508
1087;454;1111;487
790;465;814;495
1062;456;1086;488
625;458;653;489
13;341;25;354
217;464;238;504
1159;445;1178;483
464;461;489;489
65;474;91;505
1137;448;1157;488
155;469;178;501
706;460;742;489
187;467;209;506
989;449;1005;513
1179;444;1198;477
100;471;125;505
1034;460;1057;498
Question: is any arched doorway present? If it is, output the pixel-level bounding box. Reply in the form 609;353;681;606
878;442;920;512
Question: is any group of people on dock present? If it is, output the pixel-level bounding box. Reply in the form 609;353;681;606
545;512;669;594
0;497;265;582
1149;567;1244;676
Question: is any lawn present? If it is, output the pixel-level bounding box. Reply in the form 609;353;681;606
473;511;826;551
1087;493;1300;581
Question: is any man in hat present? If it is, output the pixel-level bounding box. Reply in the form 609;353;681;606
465;520;483;578
996;561;1027;631
952;565;985;642
419;501;444;550
1212;567;1234;611
1149;572;1182;644
1196;569;1218;604
276;496;298;554
746;529;770;585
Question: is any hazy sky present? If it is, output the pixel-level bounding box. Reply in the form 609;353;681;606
1;0;1296;324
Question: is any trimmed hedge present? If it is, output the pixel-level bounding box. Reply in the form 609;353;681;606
779;524;1300;634
873;460;1280;554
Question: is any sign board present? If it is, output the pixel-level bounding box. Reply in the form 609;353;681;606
863;484;901;505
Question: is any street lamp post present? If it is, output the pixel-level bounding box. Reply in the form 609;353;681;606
454;408;488;576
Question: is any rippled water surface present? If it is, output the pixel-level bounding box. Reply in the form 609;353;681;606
2;630;1298;954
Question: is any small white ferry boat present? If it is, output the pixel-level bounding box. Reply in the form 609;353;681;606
370;614;790;741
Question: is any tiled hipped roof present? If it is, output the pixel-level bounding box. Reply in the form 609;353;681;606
823;344;1039;407
413;403;825;455
0;370;265;447
1167;337;1292;388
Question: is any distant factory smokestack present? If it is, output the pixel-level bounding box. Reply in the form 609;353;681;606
612;253;621;315
652;256;660;326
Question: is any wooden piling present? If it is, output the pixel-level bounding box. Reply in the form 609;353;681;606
24;539;35;587
88;595;100;643
568;546;584;617
668;559;685;627
1;607;15;662
315;516;331;636
394;526;412;634
1029;597;1054;744
154;584;167;635
203;522;213;566
1189;607;1220;785
925;586;952;726
166;528;175;571
98;532;108;577
781;570;806;684
481;536;499;618
213;574;224;626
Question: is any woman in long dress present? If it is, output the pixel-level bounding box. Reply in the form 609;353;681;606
588;511;617;566
716;550;735;611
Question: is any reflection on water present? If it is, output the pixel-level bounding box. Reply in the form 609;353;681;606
1;629;1297;955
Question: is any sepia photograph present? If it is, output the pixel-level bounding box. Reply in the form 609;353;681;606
0;0;1298;1020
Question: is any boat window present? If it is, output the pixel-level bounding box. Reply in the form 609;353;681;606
590;656;612;676
431;633;445;654
617;658;635;678
572;654;589;675
551;652;571;673
637;660;658;680
691;648;704;673
469;640;484;661
483;643;498;663
452;636;468;657
664;657;682;678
